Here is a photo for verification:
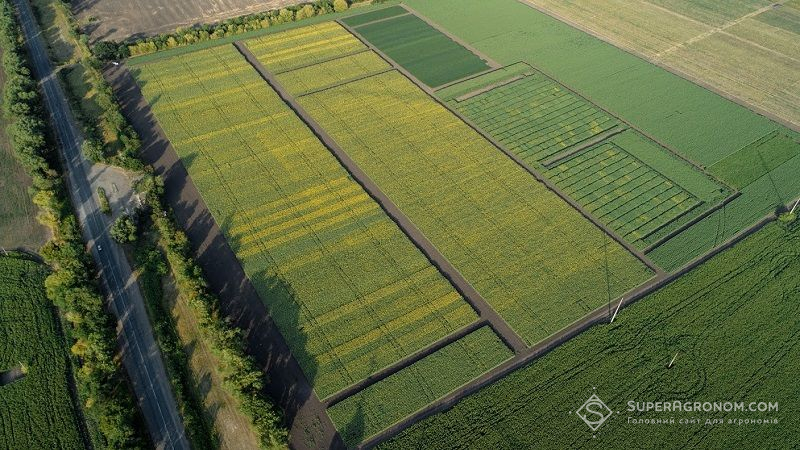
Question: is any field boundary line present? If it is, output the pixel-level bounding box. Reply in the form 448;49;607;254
272;48;371;75
349;11;412;28
323;320;487;406
452;74;527;102
233;40;529;355
433;61;535;95
643;191;742;254
360;200;792;448
541;125;627;168
296;67;395;97
397;4;502;69
516;0;800;132
340;20;663;275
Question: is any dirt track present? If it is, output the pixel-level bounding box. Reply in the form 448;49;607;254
105;63;345;450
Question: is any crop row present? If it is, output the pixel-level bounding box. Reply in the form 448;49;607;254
298;69;652;345
382;218;800;449
329;326;512;447
244;21;365;73
0;256;84;449
133;44;478;399
454;74;619;162
546;142;701;248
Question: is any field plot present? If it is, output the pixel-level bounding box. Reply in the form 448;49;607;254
244;22;366;74
295;67;652;345
131;45;480;399
0;256;84;449
525;0;800;129
446;69;729;249
329;326;512;447
347;11;492;87
650;133;800;270
452;73;620;163
383;220;800;449
275;50;390;97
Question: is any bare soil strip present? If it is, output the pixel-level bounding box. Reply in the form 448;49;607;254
272;48;371;75
360;202;796;448
323;320;486;407
350;19;663;275
541;125;628;168
233;41;529;355
642;191;742;254
105;63;347;450
397;4;502;69
296;67;395;98
453;74;527;102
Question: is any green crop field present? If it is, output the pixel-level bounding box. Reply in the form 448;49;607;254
0;255;84;449
348;12;491;87
297;68;652;345
382;220;800;449
340;5;408;27
453;73;620;163
132;44;480;399
329;326;512;447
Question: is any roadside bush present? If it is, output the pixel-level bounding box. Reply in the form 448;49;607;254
110;214;137;243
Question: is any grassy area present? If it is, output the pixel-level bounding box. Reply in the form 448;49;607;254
382;219;800;449
404;0;783;166
351;12;491;87
0;69;48;250
297;66;652;345
132;44;478;399
163;278;262;450
329;326;512;447
525;0;799;129
0;255;85;449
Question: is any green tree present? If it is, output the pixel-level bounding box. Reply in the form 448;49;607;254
110;214;137;243
333;0;349;12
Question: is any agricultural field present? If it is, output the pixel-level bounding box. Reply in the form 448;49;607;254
444;67;730;250
329;326;512;447
0;255;85;449
131;44;481;400
275;50;390;97
345;10;493;87
525;0;800;130
296;68;652;345
382;220;800;449
0;53;48;250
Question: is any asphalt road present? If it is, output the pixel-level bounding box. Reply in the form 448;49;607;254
12;0;189;448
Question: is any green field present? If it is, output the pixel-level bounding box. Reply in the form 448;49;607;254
132;44;480;399
339;5;408;27
0;53;47;250
297;68;652;345
0;255;84;449
329;326;512;447
349;12;491;87
382;219;800;449
405;0;781;167
453;73;620;163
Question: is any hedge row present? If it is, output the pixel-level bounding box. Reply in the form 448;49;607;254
94;0;374;59
139;174;288;447
0;0;144;447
